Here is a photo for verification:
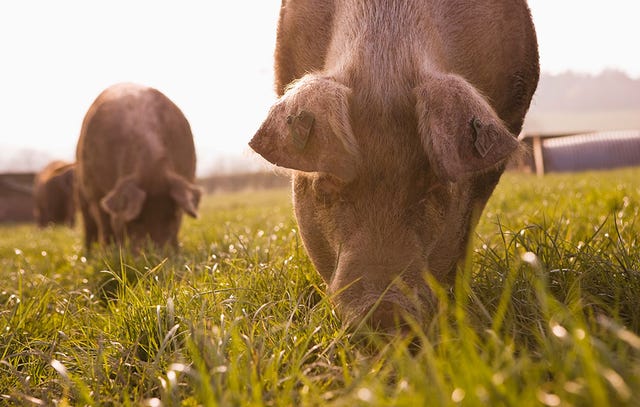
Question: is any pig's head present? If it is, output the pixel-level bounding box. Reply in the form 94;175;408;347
250;72;519;330
100;171;201;249
35;164;76;227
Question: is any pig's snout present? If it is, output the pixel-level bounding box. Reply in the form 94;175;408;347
368;300;414;332
331;273;435;332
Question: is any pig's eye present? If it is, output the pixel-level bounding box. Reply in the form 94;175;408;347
312;175;343;205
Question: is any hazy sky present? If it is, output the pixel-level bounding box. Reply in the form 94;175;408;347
1;0;639;175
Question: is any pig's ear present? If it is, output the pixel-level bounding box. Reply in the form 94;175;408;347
100;178;146;222
415;73;519;182
168;172;201;218
249;75;360;183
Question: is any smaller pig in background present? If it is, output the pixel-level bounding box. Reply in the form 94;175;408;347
76;83;201;251
33;160;76;228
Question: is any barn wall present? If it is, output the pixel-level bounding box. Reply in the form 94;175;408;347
0;173;35;223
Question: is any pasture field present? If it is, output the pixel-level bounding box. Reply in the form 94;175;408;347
1;169;640;406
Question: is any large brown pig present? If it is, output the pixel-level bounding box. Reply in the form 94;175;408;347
251;0;539;330
76;83;201;250
33;160;76;227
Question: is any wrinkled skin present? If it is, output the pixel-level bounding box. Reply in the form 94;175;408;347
251;0;539;330
76;83;201;251
33;160;76;227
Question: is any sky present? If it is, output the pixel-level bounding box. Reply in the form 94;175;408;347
1;0;639;175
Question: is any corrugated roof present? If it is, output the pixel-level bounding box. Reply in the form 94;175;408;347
541;130;640;173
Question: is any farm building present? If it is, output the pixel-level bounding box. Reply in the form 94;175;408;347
0;172;35;223
517;130;640;175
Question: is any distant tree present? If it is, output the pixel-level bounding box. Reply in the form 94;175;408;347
3;149;54;173
531;70;640;112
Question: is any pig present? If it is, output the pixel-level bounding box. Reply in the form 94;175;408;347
33;160;76;227
250;0;539;330
76;83;201;250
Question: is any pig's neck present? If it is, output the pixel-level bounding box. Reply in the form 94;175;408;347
325;0;442;118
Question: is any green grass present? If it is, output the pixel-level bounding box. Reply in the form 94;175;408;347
1;170;640;406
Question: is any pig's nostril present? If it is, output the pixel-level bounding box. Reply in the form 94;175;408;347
367;300;410;332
